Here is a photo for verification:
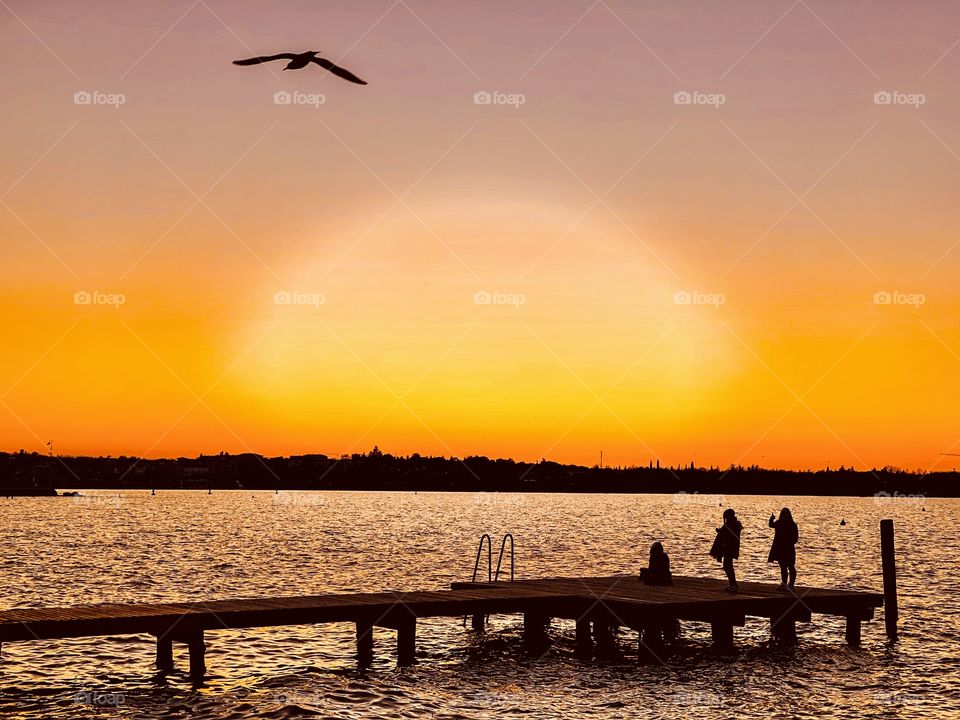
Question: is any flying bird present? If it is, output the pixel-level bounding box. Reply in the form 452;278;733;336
233;51;367;85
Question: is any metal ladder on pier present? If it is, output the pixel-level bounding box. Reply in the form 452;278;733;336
494;533;514;582
462;533;514;627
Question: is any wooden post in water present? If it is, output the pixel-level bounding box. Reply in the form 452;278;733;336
770;616;797;645
592;620;618;658
156;635;174;670
523;612;548;653
880;519;898;640
845;617;862;647
639;625;665;662
187;631;205;679
397;619;416;666
356;621;374;666
575;619;592;658
471;613;485;631
710;621;734;652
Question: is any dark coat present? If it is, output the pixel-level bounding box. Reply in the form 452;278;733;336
768;517;798;564
710;519;742;560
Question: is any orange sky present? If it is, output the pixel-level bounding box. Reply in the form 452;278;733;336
1;1;959;471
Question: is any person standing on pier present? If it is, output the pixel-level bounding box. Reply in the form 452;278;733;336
710;508;742;592
768;508;799;590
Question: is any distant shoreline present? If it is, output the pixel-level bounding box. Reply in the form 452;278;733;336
38;488;957;501
3;449;955;498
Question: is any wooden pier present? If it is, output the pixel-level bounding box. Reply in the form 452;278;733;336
0;574;883;678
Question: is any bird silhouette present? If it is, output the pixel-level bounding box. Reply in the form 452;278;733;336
233;51;367;85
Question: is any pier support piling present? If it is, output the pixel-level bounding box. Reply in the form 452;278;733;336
639;626;666;662
471;613;485;631
186;631;205;679
770;617;798;645
845;617;862;647
523;612;549;653
880;519;898;640
711;622;735;652
155;635;174;670
397;619;417;666
575;619;592;658
593;620;618;657
356;621;374;666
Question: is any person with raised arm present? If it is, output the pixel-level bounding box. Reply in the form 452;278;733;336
768;508;799;590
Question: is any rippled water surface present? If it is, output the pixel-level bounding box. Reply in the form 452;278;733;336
0;491;955;719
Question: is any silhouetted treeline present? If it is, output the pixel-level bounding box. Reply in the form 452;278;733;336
1;447;956;497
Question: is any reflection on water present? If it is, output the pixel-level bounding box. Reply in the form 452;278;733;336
0;491;955;718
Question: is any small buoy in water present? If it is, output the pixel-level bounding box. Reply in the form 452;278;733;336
922;507;926;512
840;518;846;526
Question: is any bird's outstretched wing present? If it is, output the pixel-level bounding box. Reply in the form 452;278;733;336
310;57;368;85
233;54;299;66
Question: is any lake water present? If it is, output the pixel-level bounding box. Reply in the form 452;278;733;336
0;491;955;719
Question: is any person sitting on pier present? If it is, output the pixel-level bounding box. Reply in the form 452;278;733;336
640;541;673;585
768;508;799;590
710;508;742;593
